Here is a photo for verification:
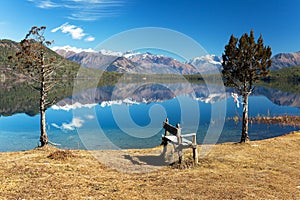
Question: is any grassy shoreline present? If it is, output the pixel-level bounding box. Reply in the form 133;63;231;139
228;115;300;128
0;130;299;199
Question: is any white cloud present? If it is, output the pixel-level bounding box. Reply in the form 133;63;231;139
51;23;95;41
84;36;95;42
51;117;84;131
28;0;124;21
51;22;85;40
37;0;59;8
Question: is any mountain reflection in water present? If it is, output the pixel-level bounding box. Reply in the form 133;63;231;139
0;82;299;152
54;83;300;109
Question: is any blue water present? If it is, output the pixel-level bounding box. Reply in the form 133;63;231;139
0;94;299;152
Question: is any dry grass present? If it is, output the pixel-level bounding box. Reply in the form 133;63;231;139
0;131;299;199
47;149;75;161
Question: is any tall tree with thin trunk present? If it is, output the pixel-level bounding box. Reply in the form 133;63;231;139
10;26;59;146
222;30;272;143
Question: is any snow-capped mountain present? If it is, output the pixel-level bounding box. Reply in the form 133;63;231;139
52;46;119;69
190;54;222;65
54;46;300;74
53;46;203;74
118;52;200;74
52;45;96;54
99;49;123;57
122;51;142;59
189;55;223;74
53;45;225;74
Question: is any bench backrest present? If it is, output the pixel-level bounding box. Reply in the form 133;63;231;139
163;118;182;143
163;122;178;135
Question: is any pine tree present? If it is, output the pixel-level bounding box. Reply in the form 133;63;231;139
222;30;272;142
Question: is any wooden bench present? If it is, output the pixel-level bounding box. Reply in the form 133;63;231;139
161;118;198;164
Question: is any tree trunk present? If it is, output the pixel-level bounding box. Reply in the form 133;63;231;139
39;57;48;147
241;93;250;143
40;105;48;146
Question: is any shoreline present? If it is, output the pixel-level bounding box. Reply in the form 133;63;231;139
0;129;299;154
228;115;300;127
0;127;299;153
0;127;300;154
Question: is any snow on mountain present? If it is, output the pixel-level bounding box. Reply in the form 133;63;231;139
189;54;222;66
121;52;199;74
189;54;223;74
52;45;96;53
99;49;123;57
123;51;143;59
127;52;171;63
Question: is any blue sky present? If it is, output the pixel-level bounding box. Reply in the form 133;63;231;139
1;0;300;57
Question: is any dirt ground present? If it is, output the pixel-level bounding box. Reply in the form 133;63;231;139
0;131;299;199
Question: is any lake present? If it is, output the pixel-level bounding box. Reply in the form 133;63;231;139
0;83;299;152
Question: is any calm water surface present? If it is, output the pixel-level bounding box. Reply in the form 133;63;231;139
0;84;299;152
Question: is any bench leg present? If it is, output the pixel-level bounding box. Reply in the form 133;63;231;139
162;143;168;158
178;149;183;164
161;137;168;159
193;147;198;164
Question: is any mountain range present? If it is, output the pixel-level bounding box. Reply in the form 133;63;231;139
53;46;300;74
1;39;300;75
53;46;221;74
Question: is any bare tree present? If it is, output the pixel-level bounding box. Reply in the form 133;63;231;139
222;30;272;142
10;26;60;146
